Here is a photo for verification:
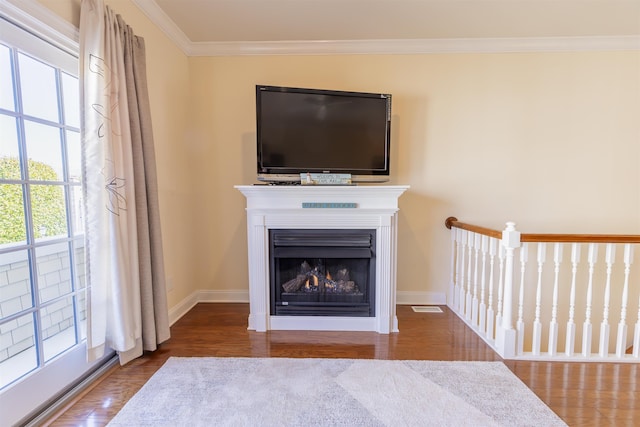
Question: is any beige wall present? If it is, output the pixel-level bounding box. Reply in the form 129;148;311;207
190;52;640;299
38;0;640;310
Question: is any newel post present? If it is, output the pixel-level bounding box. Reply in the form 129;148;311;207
495;221;521;358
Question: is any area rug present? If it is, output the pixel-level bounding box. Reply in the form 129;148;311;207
107;357;566;427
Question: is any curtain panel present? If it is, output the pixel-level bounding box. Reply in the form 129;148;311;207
79;0;170;364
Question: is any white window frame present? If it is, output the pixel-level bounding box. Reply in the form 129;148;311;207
0;2;114;425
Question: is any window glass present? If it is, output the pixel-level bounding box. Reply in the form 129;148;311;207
74;239;87;340
0;115;21;180
0;44;15;111
61;72;79;128
76;291;87;340
0;250;33;316
0;313;38;389
0;183;26;244
18;52;59;122
24;120;64;181
73;239;86;291
66;130;81;182
42;295;78;362
30;184;68;240
36;244;73;304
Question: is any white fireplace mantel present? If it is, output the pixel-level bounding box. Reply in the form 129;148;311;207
235;184;409;333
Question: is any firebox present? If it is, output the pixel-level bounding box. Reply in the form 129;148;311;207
269;229;376;317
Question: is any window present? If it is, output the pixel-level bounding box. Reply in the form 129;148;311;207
0;16;85;391
0;13;115;425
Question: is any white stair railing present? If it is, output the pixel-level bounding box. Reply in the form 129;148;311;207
445;217;640;362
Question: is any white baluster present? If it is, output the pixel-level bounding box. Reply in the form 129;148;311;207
496;222;520;359
448;225;457;307
486;238;497;340
496;243;506;339
582;243;598;357
458;230;467;314
479;235;489;335
455;228;464;311
466;231;474;319
516;243;528;356
615;244;634;357
565;243;581;356
548;243;563;356
532;243;546;356
472;233;481;327
634;270;640;358
599;244;616;358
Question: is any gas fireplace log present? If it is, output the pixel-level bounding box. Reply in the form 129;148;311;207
281;261;315;292
282;263;360;294
282;274;308;293
336;280;356;293
333;268;350;282
300;261;312;274
317;276;357;294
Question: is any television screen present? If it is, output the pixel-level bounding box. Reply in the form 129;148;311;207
256;85;391;182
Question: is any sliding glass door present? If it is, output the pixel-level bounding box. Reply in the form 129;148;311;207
0;14;111;425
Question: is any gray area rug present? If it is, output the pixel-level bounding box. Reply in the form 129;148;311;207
108;357;566;427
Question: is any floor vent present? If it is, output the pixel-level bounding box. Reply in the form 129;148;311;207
411;306;444;313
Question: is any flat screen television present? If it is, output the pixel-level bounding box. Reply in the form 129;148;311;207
256;85;392;183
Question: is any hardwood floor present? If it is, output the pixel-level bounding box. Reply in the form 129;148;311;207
45;303;637;426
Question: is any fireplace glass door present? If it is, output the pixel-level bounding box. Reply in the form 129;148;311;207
269;229;375;317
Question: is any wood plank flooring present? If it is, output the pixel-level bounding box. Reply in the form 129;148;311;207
45;303;638;426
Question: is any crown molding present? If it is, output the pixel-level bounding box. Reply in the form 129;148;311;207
131;0;192;53
0;0;79;55
186;36;640;56
133;0;640;56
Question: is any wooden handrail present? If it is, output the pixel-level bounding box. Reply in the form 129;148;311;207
444;217;502;239
445;217;640;244
520;233;640;244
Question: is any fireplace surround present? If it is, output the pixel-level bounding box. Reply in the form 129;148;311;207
235;185;409;333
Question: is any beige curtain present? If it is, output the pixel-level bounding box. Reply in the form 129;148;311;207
80;0;170;364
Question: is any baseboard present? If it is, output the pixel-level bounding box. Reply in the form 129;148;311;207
396;291;447;305
168;292;200;326
168;289;446;325
198;289;250;303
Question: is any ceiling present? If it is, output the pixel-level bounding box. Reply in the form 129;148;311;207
133;0;640;55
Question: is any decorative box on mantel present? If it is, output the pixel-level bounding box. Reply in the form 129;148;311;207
235;185;409;333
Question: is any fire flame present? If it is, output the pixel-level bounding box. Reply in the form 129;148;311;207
301;270;335;290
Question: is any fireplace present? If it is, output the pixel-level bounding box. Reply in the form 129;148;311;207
270;229;375;317
235;184;409;333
